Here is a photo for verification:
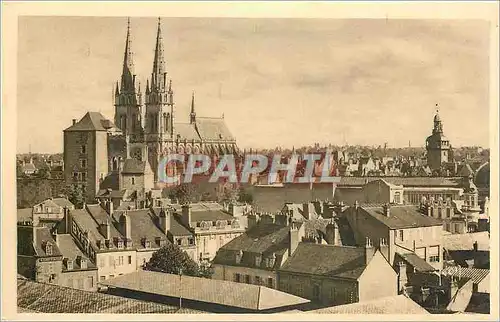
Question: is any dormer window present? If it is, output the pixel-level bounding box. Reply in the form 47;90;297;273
98;240;105;250
45;242;53;256
235;250;243;264
144;239;151;249
65;259;74;270
117;239;124;249
267;253;276;268
255;254;262;267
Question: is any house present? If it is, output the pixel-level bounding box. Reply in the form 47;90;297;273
212;222;291;289
53;232;99;291
308;294;429;314
17;277;200;313
173;203;245;262
344;204;444;271
109;208;171;269
443;231;490;269
17;225;63;284
277;241;398;307
66;204;138;282
99;270;310;313
151;207;197;261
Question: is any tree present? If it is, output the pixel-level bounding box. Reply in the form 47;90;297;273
61;184;85;208
144;243;212;278
238;187;253;204
169;183;197;204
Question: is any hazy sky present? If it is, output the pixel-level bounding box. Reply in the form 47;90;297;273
17;16;490;153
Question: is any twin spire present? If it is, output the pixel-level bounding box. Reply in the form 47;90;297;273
120;17;166;95
119;17;196;117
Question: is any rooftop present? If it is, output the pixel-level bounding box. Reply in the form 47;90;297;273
64;112;116;132
17;277;201;313
56;234;97;270
99;270;310;311
443;231;490;251
279;243;367;280
309;295;429;314
337;176;463;188
441;267;489;285
398;252;436;272
359;205;443;229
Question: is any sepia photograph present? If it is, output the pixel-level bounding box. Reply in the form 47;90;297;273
2;1;499;320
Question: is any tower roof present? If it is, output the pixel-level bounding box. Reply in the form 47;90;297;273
121;17;136;93
151;17;167;91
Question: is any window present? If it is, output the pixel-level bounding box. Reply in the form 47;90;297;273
245;275;251;284
117;240;124;249
188;238;194;245
118;256;124;266
87;276;94;289
100;276;106;281
429;256;440;263
446;208;451;218
128;256;132;265
177;239;182;246
109;275;114;279
234;273;241;283
255;276;262;285
80;159;87;168
131;177;135;185
78;278;84;289
329;288;336;302
81;145;87;154
313;284;320;300
267;278;273;288
438;208;442;219
454;223;460;233
399;230;404;241
67;278;74;288
109;256;114;267
394;192;401;204
81;172;87;182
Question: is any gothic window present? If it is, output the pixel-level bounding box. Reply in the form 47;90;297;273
112;158;118;171
163;113;168;132
121;116;127;132
131;114;136;132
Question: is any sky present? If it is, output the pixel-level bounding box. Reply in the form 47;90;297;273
17;16;491;153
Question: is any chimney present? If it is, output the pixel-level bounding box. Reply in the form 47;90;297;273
53;231;60;247
63;207;70;234
364;237;375;264
383;203;390;217
303;203;312;220
76;255;87;269
106;199;114;215
100;219;111;240
120;213;132;240
159;208;171;233
379;237;389;262
72;119;77;125
288;221;305;256
181;204;192;227
397;261;408;293
326;219;341;246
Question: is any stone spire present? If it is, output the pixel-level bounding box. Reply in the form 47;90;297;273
121;17;136;93
190;91;196;124
151;17;167;92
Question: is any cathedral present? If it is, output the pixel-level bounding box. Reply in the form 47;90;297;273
64;18;238;203
111;18;238;178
